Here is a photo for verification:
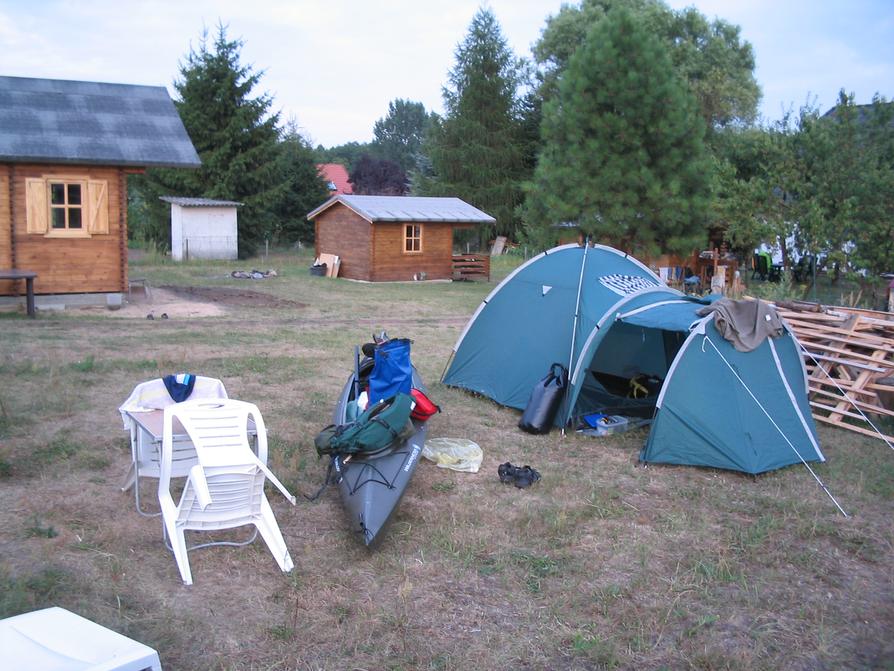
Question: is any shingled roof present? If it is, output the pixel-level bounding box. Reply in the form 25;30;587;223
307;195;496;224
0;76;201;168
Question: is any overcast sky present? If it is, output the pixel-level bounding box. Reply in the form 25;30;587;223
1;0;891;147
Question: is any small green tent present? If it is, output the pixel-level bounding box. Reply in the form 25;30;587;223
442;243;824;474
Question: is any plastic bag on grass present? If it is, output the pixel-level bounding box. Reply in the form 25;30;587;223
422;438;483;473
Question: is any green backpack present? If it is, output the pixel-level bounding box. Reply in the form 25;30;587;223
314;393;415;457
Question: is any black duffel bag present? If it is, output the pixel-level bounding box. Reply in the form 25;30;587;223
518;363;568;434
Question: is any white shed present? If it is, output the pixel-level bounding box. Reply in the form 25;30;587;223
161;196;242;261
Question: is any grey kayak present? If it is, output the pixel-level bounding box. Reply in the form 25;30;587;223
329;365;427;547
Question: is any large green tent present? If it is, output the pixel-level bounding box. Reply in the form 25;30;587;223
442;243;824;474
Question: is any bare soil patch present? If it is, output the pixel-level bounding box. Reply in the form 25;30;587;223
106;284;306;319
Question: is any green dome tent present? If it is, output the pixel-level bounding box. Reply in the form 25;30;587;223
442;243;825;475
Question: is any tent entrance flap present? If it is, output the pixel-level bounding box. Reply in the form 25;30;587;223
570;322;687;422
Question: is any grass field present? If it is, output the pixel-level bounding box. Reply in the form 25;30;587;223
0;249;891;670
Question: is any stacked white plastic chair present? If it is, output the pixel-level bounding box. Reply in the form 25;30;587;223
119;376;228;515
158;398;296;585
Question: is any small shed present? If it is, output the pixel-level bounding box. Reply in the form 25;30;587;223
160;197;242;261
307;195;496;282
0;76;200;307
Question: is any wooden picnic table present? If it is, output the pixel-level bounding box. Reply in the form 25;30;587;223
0;269;37;317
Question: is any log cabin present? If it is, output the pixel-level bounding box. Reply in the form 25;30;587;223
0;76;200;310
307;195;496;282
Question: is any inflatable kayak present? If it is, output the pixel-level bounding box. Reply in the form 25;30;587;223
326;349;427;547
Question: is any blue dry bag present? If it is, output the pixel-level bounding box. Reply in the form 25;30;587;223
368;338;413;405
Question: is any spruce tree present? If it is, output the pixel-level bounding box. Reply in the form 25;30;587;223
271;121;328;245
526;8;711;256
136;25;281;257
421;8;529;241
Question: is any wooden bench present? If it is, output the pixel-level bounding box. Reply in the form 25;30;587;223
452;254;490;281
0;269;37;317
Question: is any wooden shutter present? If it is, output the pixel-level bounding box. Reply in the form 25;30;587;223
87;180;109;234
25;178;48;234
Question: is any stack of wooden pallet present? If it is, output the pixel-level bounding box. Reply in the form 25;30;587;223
774;301;894;442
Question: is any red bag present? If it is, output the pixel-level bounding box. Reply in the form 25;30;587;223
410;388;441;421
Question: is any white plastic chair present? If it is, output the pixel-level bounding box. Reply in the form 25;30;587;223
0;606;162;670
119;376;229;516
158;398;296;585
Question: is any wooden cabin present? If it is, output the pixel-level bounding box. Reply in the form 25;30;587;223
307;195;496;282
0;76;200;308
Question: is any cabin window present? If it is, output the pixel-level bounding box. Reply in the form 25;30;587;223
25;175;109;237
50;181;84;230
404;224;422;253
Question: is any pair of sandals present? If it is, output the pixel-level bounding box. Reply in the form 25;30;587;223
498;462;541;489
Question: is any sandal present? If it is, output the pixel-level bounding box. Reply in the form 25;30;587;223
498;462;517;484
512;465;541;489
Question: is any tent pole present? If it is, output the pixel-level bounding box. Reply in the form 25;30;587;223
703;336;849;517
564;238;590;429
440;350;456;383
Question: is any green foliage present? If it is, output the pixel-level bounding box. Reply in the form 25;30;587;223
420;8;532;242
371;99;433;173
272;121;329;245
534;0;760;132
135;24;282;257
525;7;711;256
720;94;894;275
314;141;372;169
0;566;75;619
800;94;894;275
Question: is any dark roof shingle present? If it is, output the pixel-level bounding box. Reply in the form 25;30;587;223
0;76;201;168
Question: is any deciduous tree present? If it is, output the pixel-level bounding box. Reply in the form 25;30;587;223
349;154;407;195
371;99;432;174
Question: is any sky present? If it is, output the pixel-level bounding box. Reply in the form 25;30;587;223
1;0;892;147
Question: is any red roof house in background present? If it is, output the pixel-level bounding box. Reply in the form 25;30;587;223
317;163;353;195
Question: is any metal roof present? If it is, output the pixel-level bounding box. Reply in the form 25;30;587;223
160;196;242;207
0;76;201;168
307;195;496;224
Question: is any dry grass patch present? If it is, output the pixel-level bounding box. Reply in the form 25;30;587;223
0;250;891;670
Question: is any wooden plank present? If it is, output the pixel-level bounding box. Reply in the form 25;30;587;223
798;341;894;366
827;348;890;422
809;387;894;417
813;414;894;443
805;352;887;373
788;321;894;349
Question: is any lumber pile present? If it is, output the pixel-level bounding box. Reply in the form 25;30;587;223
774;300;894;442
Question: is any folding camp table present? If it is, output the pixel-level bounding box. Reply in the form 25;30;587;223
122;409;256;516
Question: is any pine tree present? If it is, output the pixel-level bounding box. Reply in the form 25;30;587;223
421;8;530;241
136;25;281;257
525;8;711;256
